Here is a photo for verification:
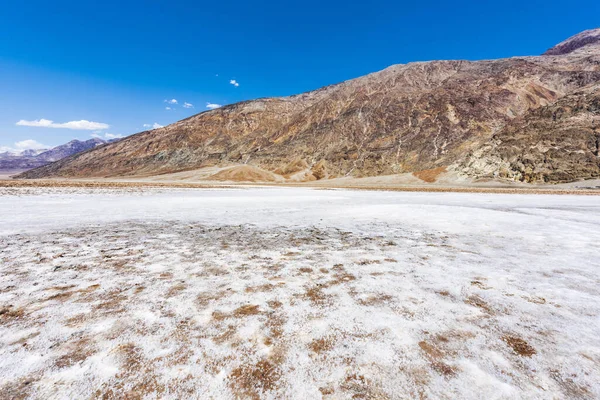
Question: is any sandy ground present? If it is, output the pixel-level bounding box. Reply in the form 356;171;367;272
1;187;599;399
7;163;600;194
0;170;26;180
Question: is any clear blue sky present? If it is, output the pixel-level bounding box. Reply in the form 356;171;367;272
1;0;598;151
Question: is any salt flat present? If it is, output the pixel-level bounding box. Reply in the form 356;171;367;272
0;187;599;399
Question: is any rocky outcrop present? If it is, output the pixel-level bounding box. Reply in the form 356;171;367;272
454;84;600;183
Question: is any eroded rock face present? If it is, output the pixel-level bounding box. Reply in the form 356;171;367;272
455;84;600;183
19;29;600;183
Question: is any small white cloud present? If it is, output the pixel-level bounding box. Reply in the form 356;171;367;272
164;99;178;104
15;139;48;150
183;102;194;108
165;107;173;110
206;103;222;110
91;132;123;140
229;79;240;87
143;123;164;130
16;119;110;131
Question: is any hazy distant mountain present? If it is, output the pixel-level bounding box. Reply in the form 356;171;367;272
0;138;108;171
20;29;600;183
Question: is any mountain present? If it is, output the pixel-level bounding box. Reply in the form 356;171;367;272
0;138;108;171
544;28;600;56
456;83;600;183
19;29;600;183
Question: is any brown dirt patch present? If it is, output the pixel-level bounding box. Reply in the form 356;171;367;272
418;340;457;377
303;286;332;306
465;295;494;314
54;338;95;368
213;325;238;345
0;307;25;322
503;335;536;357
245;284;275;293
267;300;282;309
470;280;491;290
309;337;336;354
197;290;229;307
233;304;261;317
357;293;394;306
166;283;187;297
412;167;448;183
229;359;282;399
357;259;381;265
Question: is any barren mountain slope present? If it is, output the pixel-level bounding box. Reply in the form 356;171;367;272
19;29;600;182
455;83;600;183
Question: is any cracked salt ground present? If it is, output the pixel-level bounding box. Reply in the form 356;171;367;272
0;187;599;399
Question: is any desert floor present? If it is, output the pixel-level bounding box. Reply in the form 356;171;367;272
1;186;599;399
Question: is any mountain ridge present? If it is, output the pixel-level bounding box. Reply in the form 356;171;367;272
19;29;600;183
1;138;109;171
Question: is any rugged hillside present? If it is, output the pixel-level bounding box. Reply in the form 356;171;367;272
1;139;107;171
455;83;600;182
20;29;600;183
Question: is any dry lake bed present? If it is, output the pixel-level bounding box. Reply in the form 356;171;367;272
1;187;599;399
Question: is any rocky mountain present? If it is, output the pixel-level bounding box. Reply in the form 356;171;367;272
456;83;600;183
1;138;108;171
19;29;600;183
544;28;600;56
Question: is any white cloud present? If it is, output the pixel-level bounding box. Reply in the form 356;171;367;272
165;99;178;104
15;139;48;150
143;123;164;130
206;103;222;110
16;119;110;131
183;102;194;109
229;79;239;87
91;132;123;140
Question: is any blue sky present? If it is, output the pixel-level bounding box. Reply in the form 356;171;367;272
1;0;599;151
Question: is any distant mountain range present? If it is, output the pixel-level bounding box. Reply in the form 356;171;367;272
0;138;111;171
19;29;600;184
